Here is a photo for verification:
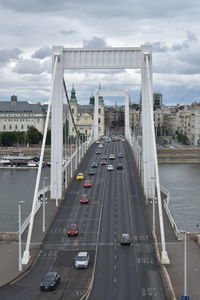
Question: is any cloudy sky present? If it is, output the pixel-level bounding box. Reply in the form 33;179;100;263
0;0;200;106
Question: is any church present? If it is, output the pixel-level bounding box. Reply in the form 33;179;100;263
68;85;105;137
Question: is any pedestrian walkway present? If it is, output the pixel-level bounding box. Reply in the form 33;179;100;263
147;198;200;300
0;198;59;287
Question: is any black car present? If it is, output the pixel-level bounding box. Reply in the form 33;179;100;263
40;272;60;291
88;169;95;175
91;162;98;168
117;163;123;170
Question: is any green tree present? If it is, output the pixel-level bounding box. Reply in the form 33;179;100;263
27;126;43;144
46;129;51;145
0;132;17;146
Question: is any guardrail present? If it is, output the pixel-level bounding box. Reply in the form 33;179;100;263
161;185;180;238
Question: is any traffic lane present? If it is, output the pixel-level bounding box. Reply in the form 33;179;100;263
88;245;116;300
123;142;166;299
0;254;59;300
98;169;116;243
88;153;119;299
116;245;141;300
0;145;99;300
115;150;142;299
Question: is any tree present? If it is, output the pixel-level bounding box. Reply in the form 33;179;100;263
0;132;17;146
27;126;43;144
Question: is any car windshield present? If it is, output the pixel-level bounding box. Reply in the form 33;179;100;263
77;256;87;261
68;225;77;230
42;273;55;282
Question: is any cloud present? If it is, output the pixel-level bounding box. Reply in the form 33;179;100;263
32;46;52;59
83;36;110;48
0;48;22;66
14;59;45;74
171;31;198;52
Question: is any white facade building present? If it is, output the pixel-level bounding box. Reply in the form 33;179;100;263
0;95;46;133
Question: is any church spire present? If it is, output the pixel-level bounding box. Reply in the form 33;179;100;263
70;84;77;104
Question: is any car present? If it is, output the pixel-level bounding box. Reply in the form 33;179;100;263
95;140;100;144
80;194;89;204
67;224;79;236
40;272;60;291
120;233;131;245
101;155;107;160
91;162;98;168
100;160;107;165
76;172;84;180
118;153;123;158
107;164;114;171
117;163;123;170
99;144;103;148
96;150;101;154
75;251;90;269
109;154;115;160
88;169;95;175
83;180;92;188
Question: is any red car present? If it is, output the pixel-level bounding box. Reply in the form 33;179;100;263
83;180;92;188
80;194;89;204
67;224;79;236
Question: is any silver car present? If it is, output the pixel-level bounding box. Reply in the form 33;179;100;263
75;252;89;269
120;233;131;245
107;164;114;171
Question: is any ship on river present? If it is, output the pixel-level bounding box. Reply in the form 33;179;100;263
0;152;40;168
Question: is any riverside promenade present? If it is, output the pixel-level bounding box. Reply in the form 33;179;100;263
0;198;59;287
147;197;200;300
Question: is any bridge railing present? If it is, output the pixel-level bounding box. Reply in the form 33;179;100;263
160;185;179;238
21;133;93;236
21;185;50;234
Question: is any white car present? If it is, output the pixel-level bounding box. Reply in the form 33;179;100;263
109;154;115;160
99;144;103;148
75;252;89;269
107;164;114;171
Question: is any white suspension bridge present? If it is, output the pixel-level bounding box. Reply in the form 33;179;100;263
21;45;170;267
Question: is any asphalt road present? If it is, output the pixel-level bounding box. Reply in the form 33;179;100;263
0;139;166;300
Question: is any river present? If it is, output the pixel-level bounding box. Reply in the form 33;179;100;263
0;164;200;232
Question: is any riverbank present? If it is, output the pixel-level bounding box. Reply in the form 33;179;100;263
158;147;200;163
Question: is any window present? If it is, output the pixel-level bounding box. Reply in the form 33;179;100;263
21;124;24;130
15;125;18;130
3;124;6;130
72;108;74;114
98;108;101;114
9;125;12;130
98;118;101;123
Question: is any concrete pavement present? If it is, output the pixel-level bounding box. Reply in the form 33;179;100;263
147;196;200;300
0;197;59;287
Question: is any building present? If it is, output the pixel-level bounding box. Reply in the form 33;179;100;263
68;86;105;137
0;95;46;133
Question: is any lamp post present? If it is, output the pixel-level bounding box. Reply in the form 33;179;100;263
18;201;24;272
181;231;189;300
42;177;48;232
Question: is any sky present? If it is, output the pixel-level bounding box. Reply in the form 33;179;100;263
0;0;200;106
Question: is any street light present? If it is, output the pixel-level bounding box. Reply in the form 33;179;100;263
42;177;48;232
18;201;24;272
181;232;189;300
